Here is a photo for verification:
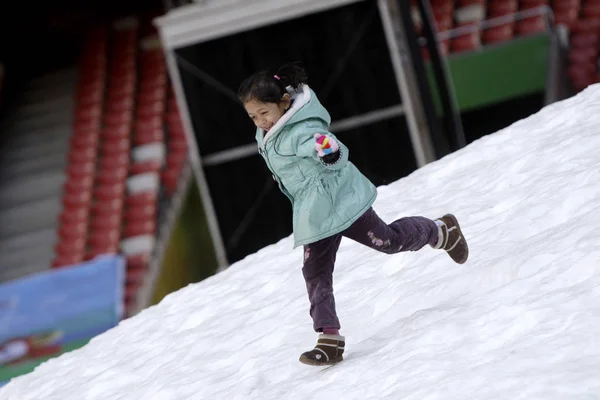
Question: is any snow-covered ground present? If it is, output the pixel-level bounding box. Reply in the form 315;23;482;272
3;85;600;400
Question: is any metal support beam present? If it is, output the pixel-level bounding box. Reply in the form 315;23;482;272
545;26;569;104
162;48;229;270
203;144;257;167
376;0;436;167
155;0;366;50
416;0;466;150
330;104;404;132
202;104;405;167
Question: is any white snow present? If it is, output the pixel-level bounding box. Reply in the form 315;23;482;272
3;85;600;400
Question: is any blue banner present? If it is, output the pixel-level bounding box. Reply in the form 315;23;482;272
0;255;125;386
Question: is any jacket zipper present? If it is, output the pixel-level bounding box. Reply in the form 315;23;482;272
259;143;293;201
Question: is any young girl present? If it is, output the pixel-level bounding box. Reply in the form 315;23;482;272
238;63;469;366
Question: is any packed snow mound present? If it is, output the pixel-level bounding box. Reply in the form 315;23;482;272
3;85;600;400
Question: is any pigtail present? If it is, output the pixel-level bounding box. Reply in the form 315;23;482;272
238;61;308;104
276;62;308;90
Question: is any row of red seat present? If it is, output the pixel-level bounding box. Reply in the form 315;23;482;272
52;18;190;315
53;26;108;268
123;39;169;312
415;0;600;93
418;0;599;57
86;23;140;264
565;1;600;90
417;0;549;57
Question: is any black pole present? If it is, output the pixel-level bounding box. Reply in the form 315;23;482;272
416;0;467;150
396;0;450;158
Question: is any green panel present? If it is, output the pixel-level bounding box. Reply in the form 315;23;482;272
152;180;219;305
427;33;550;113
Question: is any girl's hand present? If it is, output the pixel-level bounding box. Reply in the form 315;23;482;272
314;133;339;157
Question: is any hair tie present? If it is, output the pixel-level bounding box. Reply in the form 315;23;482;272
273;75;281;80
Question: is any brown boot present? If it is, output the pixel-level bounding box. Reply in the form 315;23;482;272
299;334;345;366
433;214;469;264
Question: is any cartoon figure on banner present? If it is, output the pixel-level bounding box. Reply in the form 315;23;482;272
0;330;64;366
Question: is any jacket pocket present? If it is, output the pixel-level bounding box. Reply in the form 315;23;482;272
318;177;336;209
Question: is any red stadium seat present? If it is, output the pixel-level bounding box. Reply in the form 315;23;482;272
123;220;156;237
554;9;580;27
520;0;548;9
68;147;97;164
93;183;126;201
125;204;157;221
58;221;88;240
570;33;599;48
59;205;89;224
102;125;131;140
583;4;600;19
570;18;600;34
126;192;158;207
451;32;480;52
91;213;122;230
91;198;124;216
568;47;599;64
516;16;546;35
130;160;162;175
70;132;100;150
488;0;518;17
55;237;86;256
96;170;128;187
101;138;131;155
134;128;164;145
53;253;85;268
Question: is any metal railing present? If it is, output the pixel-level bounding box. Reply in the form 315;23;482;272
419;5;554;45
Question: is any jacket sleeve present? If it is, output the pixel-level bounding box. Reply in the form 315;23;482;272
294;128;349;171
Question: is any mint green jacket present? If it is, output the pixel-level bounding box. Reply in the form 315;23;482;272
256;84;377;247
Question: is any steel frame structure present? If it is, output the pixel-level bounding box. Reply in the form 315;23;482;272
152;0;440;282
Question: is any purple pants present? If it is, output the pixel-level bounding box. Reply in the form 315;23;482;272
302;207;438;332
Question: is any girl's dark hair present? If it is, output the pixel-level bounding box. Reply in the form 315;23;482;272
237;62;308;104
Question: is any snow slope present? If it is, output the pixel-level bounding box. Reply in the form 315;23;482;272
2;85;600;400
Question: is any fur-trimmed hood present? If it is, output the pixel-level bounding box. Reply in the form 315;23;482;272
258;84;331;149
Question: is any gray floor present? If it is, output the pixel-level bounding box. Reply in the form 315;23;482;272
0;67;77;282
